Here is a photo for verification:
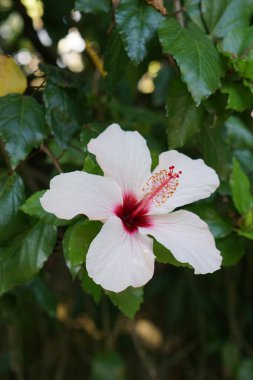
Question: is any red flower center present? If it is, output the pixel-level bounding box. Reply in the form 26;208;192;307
114;193;152;234
114;166;182;234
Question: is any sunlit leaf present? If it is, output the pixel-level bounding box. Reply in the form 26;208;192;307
107;287;144;319
230;158;252;215
0;55;27;97
21;190;69;226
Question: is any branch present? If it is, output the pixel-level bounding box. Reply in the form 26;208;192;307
173;0;184;26
41;144;63;173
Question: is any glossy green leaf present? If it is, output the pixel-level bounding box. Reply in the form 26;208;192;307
0;172;27;244
104;29;129;92
154;240;191;268
167;77;203;148
185;0;253;37
20;190;69;226
63;220;101;275
83;154;103;175
225;116;253;150
80;269;102;304
0;94;47;168
63;220;102;302
221;82;253;112
107;287;144;319
75;0;110;13
0;221;56;295
159;19;223;104
115;0;164;64
220;27;253;79
184;0;204;31
201;124;232;181
186;204;232;239
43;81;81;148
230;158;252;215
217;234;244;267
201;0;253;37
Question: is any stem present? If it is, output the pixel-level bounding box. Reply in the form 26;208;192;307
85;39;107;78
0;139;13;174
173;0;184;26
41;144;63;173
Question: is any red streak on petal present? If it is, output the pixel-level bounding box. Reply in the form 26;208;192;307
114;193;152;234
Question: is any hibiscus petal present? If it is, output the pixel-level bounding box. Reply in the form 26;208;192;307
88;124;151;197
86;216;155;292
139;210;222;274
148;150;219;214
40;171;122;221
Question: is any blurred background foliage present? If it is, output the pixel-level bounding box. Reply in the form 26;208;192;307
0;0;253;378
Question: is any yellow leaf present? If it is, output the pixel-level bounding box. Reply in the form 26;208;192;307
0;55;27;97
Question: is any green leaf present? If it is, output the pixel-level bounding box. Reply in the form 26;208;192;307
107;287;144;319
63;220;102;303
63;220;101;275
237;230;253;240
201;0;253;38
237;359;253;380
0;94;47;168
75;0;110;13
217;234;244;266
221;82;253;112
154;240;191;267
43;81;81;148
201;124;231;181
115;0;164;64
230;158;252;215
185;0;253;38
203;91;231;129
166;77;203;148
90;352;125;380
0;221;56;295
83;153;103;175
222;341;241;374
225;116;253;150
20;190;69;226
159;19;223;105
29;276;57;318
0;172;27;244
104;29;129;92
80;269;102;304
186;204;232;239
39;63;82;88
184;0;204;31
220;27;253;79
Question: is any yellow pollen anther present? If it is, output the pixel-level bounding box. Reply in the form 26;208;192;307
143;167;181;207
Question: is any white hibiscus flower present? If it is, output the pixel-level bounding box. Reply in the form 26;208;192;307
40;124;222;292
